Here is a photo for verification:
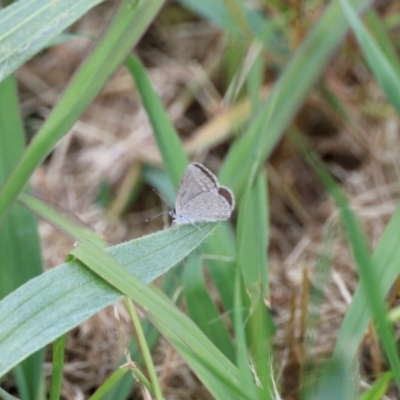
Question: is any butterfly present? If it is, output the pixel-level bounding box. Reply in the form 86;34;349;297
170;163;235;225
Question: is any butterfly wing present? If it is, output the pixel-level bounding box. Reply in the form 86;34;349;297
175;163;219;214
174;163;235;225
177;187;235;224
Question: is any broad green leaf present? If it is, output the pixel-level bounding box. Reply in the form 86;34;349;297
0;0;104;82
0;223;216;378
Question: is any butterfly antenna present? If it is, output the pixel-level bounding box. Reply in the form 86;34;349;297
145;189;173;223
152;188;172;208
145;210;169;223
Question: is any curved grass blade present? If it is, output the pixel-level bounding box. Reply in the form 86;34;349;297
338;0;400;113
18;192;107;248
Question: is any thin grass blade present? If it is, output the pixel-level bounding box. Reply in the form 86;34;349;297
0;76;44;400
125;55;188;189
292;130;400;387
236;171;273;398
183;254;235;361
49;334;66;400
338;0;400;113
18;193;107;248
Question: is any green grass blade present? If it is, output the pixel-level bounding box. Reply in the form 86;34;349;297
0;78;43;297
237;171;269;294
365;11;400;75
102;271;182;400
125;55;189;189
124;297;163;400
142;165;176;206
200;224;237;313
88;368;129;400
49;334;66;400
178;0;269;37
233;277;258;400
236;171;273;398
358;372;394;400
174;344;250;400
18;193;107;248
70;237;242;398
311;351;358;400
0;0;104;82
0;223;216;378
0;0;162;224
333;203;400;358
182;254;236;361
301;222;338;398
0;76;44;400
0;387;20;400
338;0;400;113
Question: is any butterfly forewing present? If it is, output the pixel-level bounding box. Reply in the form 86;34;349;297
176;163;218;209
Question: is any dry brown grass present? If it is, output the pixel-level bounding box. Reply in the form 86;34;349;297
15;1;400;398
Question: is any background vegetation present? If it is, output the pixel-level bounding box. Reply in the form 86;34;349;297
1;0;400;399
